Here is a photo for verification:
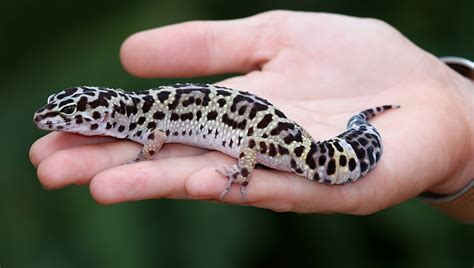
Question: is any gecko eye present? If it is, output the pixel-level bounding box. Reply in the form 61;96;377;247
60;104;77;115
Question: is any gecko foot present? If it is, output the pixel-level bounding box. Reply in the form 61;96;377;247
216;165;247;200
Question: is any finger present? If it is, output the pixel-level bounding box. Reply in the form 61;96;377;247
30;132;116;167
120;11;285;78
90;151;233;204
185;165;395;214
37;141;208;189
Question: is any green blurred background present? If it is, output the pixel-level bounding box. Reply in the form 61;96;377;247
1;0;472;267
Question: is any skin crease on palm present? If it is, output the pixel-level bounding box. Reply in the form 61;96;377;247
29;11;474;215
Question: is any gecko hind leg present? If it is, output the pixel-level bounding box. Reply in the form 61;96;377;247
216;141;258;200
216;165;240;199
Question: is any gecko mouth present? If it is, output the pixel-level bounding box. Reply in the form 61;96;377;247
34;119;68;130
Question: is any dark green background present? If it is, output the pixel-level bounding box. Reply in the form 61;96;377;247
1;1;472;267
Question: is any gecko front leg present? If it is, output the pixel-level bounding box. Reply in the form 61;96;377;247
133;130;167;162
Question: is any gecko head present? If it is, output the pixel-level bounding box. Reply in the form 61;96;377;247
33;86;118;135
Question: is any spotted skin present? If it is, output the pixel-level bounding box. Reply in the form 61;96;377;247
33;84;399;199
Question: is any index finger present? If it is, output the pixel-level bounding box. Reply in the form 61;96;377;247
120;11;286;78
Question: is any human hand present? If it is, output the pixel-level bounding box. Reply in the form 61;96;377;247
30;10;474;214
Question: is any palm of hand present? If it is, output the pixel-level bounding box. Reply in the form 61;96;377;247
30;11;471;214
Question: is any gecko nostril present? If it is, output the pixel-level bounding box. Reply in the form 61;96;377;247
34;115;44;122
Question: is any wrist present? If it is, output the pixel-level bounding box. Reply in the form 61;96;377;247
425;58;474;195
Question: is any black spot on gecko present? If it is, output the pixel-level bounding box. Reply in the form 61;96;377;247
148;133;155;140
142;95;154;113
90;124;98;130
270;122;295;135
157;91;171;103
238;105;247;115
126;105;136;116
333;141;344;152
248;108;257;119
153;111;165;120
170;113;179;121
318;155;326;166
293;146;305;157
277;145;289;155
313;172;320;181
358;137;369;146
207;111;218;120
237;119;247;130
375;151;380;162
268;144;277;157
118;125;125;132
137;117;146;125
216;90;232;97
367;146;375;165
274;109;287;118
305;143;318;169
327;159;336;175
222;114;239;129
202;95;211;106
196;110;202;120
283;135;295;144
290;159;297;169
129;122;137;131
248;103;268;120
339;155;347;166
147;122;157;129
168;93;181;110
180;112;193;121
248;139;256;149
326;143;335;157
246;127;254;137
89;93;111;108
92;111;101;119
257;114;273;129
259;142;267;154
241;168;249;177
217;99;226;107
349;158;357;171
56;87;79;99
294;131;303;143
360;161;369;173
76;97;88;111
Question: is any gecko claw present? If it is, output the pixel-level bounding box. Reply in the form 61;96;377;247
216;166;239;200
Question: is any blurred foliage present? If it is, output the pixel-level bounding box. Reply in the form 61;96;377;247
0;0;472;267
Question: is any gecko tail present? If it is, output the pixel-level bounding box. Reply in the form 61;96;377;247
347;104;400;128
